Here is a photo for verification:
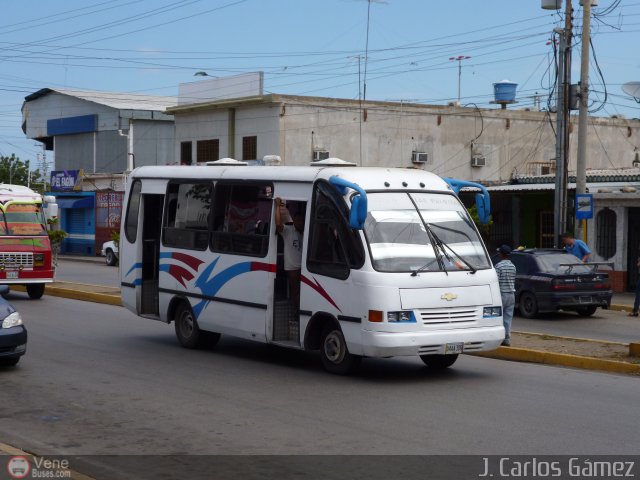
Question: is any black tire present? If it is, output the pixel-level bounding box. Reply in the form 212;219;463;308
174;303;220;349
319;324;361;375
420;354;459;369
0;357;20;367
26;283;45;300
0;286;9;299
519;292;538;319
576;305;597;317
105;249;117;266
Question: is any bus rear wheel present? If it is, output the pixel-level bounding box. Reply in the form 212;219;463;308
174;303;220;349
26;284;45;299
319;325;361;375
420;354;458;369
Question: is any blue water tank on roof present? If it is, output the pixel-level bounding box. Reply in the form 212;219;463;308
493;80;518;103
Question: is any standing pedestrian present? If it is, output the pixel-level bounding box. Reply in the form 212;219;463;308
275;197;305;311
561;232;591;262
495;245;517;346
630;254;640;317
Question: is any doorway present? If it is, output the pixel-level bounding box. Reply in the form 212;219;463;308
627;208;640;291
140;194;164;316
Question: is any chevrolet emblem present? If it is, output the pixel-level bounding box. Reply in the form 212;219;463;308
441;293;458;301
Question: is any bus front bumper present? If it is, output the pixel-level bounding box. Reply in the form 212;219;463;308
360;325;505;358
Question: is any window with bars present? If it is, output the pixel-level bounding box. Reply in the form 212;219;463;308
596;208;616;259
539;211;554;248
197;139;219;163
242;136;257;161
180;141;192;165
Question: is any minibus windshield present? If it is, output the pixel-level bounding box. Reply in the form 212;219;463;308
363;192;491;273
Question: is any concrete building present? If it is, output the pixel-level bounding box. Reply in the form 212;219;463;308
21;88;176;255
167;93;640;291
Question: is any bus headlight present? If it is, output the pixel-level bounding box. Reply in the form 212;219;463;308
483;306;502;318
387;311;415;322
2;312;23;328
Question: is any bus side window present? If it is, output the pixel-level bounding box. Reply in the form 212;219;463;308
162;182;211;250
211;183;272;257
124;180;142;243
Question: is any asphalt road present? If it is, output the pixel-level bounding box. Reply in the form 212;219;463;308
1;294;639;465
513;308;640;343
53;258;119;287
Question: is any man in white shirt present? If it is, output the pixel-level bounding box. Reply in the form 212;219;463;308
275;198;305;311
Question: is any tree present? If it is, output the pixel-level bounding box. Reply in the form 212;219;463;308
0;154;45;189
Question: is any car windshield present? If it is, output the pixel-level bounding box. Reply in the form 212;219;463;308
535;253;592;274
0;204;47;236
363;192;491;273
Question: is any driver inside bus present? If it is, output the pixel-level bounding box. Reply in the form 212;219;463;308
275;198;305;312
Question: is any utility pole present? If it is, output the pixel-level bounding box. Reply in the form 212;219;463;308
552;0;572;247
449;55;471;104
575;0;592;240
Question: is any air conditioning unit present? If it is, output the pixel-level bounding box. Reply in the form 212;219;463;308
471;155;486;167
312;150;330;162
411;151;429;164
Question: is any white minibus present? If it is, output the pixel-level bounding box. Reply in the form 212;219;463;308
120;163;504;373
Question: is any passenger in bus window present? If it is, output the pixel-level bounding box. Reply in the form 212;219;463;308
275;198;305;311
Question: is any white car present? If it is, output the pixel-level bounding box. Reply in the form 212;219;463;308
101;241;119;266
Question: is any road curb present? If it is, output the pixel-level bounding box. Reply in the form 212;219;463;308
609;303;633;313
12;285;122;306
473;346;640;375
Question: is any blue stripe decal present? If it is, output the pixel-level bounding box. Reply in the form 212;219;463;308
192;258;255;318
125;262;143;277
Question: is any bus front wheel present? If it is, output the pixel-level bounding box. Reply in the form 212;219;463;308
26;284;45;299
319;325;361;375
174;303;220;349
420;354;458;369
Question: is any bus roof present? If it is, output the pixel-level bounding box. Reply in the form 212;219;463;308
131;165;452;193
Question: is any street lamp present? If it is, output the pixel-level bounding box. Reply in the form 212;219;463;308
449;55;471;104
194;71;215;78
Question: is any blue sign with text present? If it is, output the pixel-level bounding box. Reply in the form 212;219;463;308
575;193;594;220
50;170;81;192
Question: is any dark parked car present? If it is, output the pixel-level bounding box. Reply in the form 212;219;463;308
0;292;27;366
492;249;612;318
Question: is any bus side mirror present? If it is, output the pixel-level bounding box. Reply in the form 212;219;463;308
475;193;490;225
349;195;367;230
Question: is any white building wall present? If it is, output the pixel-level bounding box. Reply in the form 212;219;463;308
173;110;229;163
235;105;280;160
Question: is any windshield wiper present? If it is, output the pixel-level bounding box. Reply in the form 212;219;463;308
411;224;478;276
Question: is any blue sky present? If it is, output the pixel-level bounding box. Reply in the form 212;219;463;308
1;0;639;169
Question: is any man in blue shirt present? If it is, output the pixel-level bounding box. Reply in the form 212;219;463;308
561;232;591;262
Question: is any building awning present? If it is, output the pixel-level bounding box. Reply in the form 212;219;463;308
56;197;95;209
488;181;640;193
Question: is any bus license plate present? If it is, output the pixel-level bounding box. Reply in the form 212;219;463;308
6;271;18;279
445;342;464;354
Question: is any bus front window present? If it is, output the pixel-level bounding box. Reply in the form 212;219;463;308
3;204;47;236
363;192;491;273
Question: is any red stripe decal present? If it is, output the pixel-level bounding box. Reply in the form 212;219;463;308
251;262;277;273
169;264;194;288
300;275;342;313
171;252;204;271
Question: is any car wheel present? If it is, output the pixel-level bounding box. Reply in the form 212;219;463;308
105;249;117;266
0;357;20;367
519;292;538;318
320;325;361;375
174;302;220;349
26;283;45;299
420;354;458;369
576;306;597;317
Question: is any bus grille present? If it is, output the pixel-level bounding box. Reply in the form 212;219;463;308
0;253;33;268
419;307;477;326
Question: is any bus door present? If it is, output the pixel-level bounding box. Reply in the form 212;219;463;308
140;193;164;317
270;183;309;346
